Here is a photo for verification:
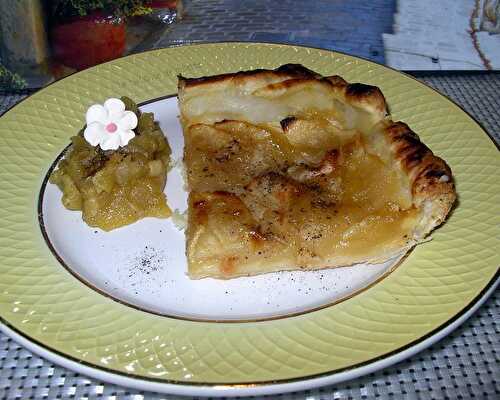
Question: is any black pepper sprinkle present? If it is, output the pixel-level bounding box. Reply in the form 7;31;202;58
126;247;167;291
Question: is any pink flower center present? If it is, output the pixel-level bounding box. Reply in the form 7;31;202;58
106;122;118;133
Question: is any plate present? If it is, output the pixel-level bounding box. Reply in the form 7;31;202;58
0;43;498;396
41;95;405;322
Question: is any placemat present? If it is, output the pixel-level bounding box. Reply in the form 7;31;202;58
0;73;499;399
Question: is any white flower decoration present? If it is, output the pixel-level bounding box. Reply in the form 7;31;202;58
84;98;138;151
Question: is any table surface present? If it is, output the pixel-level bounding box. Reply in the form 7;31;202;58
0;71;499;399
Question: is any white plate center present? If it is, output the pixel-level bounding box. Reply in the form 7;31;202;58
41;97;399;321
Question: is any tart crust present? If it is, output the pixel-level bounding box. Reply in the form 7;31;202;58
178;64;456;279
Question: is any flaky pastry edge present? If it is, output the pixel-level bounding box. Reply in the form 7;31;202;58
178;64;457;277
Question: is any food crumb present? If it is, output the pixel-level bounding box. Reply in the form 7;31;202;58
172;209;187;231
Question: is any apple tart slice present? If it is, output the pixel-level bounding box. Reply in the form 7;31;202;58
178;64;456;279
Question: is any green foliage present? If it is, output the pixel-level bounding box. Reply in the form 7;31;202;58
0;64;27;91
51;0;152;19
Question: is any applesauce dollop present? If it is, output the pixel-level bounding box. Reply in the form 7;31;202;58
49;97;172;231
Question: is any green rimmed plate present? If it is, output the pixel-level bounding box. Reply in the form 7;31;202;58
0;43;498;397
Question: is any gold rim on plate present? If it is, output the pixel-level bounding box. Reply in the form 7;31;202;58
0;43;498;388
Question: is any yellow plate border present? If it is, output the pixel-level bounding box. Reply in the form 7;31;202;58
0;42;498;387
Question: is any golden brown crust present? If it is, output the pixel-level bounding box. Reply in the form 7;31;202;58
324;75;387;114
344;82;387;115
179;64;457;279
382;121;456;236
178;63;320;89
279;116;297;131
178;64;388;120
